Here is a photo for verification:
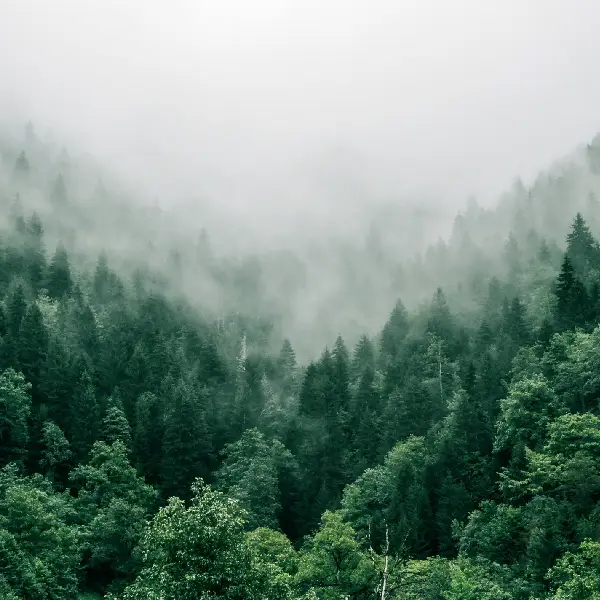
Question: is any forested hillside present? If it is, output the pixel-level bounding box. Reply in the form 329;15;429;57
3;125;600;599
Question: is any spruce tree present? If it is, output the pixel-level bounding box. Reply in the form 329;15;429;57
39;420;73;485
18;302;49;401
555;254;589;330
13;151;30;179
379;299;409;367
161;380;213;500
0;368;32;466
566;212;600;278
24;213;46;292
69;369;100;460
101;391;132;450
46;243;72;299
133;391;164;485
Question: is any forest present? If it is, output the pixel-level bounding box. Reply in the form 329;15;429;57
3;125;600;599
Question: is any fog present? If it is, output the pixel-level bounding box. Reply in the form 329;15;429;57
3;0;600;358
2;0;600;247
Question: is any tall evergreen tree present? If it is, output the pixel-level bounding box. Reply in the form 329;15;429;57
24;213;46;292
101;392;132;450
0;368;32;466
46;243;72;299
18;302;49;400
555;254;589;331
133;391;164;485
161;380;213;500
69;369;100;461
13;151;30;179
566;212;599;278
379;299;409;367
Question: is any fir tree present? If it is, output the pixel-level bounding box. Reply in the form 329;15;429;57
18;302;49;401
133;391;164;485
69;369;100;460
46;243;72;299
161;380;213;500
101;392;132;450
566;212;599;278
555;254;589;330
13;151;30;180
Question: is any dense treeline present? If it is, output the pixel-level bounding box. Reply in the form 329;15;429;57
4;129;600;598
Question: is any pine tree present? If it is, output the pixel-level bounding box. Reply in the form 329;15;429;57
46;243;72;299
0;368;32;466
39;337;74;431
75;301;99;359
5;281;27;337
566;212;600;278
93;252;111;303
39;420;73;485
351;334;375;381
69;369;100;460
555;254;589;330
276;338;297;396
297;361;321;419
503;296;530;347
161;380;213;500
428;287;455;352
18;302;49;401
379;299;409;367
3;281;28;368
13;151;30;180
348;364;381;477
133;391;164;485
101;392;132;450
24;212;46;292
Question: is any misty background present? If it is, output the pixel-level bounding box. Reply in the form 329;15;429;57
2;0;600;357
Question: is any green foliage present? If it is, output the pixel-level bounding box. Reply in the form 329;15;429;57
39;420;73;482
4;134;600;598
117;479;277;599
443;559;513;600
296;510;380;599
547;539;600;599
0;465;81;598
101;392;132;450
70;440;157;592
161;378;213;500
215;427;295;530
0;368;32;466
342;436;430;555
46;243;73;299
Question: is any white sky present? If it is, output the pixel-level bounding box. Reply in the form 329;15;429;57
2;0;600;227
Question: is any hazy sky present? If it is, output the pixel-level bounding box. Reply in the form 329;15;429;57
2;0;600;229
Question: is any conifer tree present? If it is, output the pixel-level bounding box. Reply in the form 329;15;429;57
351;334;375;381
555;254;589;330
161;380;213;500
69;369;100;460
24;213;46;292
101;392;132;450
5;281;27;337
379;299;409;367
566;212;599;278
13;151;30;180
133;391;164;485
39;337;73;431
46;243;72;299
18;302;49;400
0;368;32;466
39;420;73;484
